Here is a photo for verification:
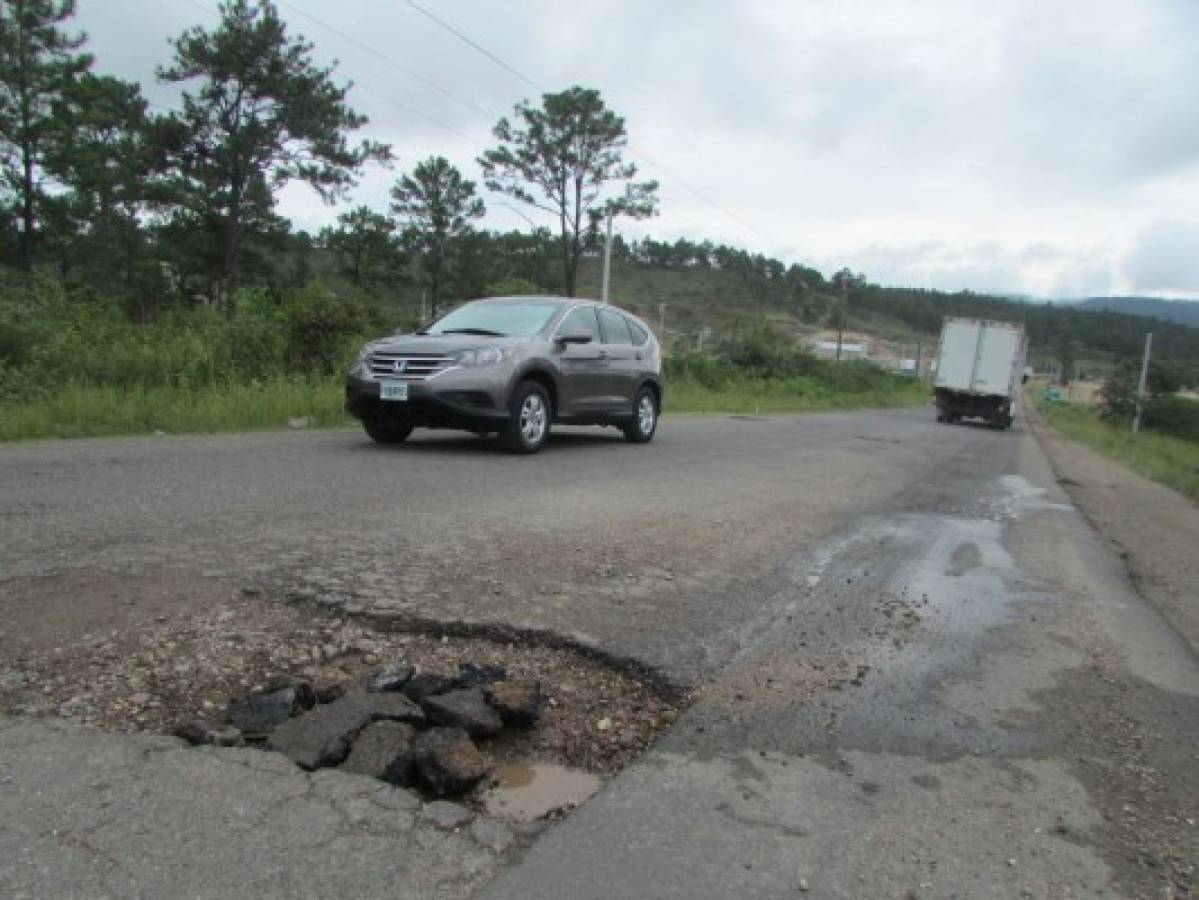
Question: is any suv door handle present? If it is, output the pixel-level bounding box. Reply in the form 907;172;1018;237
598;350;608;360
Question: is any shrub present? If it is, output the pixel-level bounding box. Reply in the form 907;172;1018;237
664;352;736;388
1144;395;1199;442
1100;360;1192;424
668;328;911;398
716;322;826;379
284;281;385;374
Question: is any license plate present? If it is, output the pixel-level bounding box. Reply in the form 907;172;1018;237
379;381;409;401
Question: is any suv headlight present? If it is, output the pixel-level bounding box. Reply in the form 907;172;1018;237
457;347;514;367
350;347;373;379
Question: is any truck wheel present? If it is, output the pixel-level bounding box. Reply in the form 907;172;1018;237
500;381;551;454
363;416;413;444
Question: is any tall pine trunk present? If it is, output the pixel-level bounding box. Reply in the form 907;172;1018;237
96;190;112;292
19;142;35;273
219;188;243;314
560;232;575;297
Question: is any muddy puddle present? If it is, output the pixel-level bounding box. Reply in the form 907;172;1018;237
480;762;602;822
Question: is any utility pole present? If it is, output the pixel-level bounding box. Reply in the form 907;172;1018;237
1133;332;1152;436
658;303;667;338
835;280;847;366
600;209;613;303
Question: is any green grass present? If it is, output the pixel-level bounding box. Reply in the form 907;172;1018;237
0;373;929;442
0;376;350;441
665;375;930;415
1036;398;1199;500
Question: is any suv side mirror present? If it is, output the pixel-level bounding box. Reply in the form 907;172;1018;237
558;331;593;345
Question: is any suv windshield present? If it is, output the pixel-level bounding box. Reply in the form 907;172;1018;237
423;302;558;337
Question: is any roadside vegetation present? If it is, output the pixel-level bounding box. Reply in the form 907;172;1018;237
0;378;346;442
1;1;1195;441
0;274;374;440
665;326;927;415
1036;397;1199;500
0;294;926;440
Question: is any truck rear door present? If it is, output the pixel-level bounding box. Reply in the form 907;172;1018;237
972;325;1021;395
936;319;981;391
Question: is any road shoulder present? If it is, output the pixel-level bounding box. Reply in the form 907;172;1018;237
1028;409;1199;654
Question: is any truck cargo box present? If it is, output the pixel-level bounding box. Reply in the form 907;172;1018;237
933;317;1027;429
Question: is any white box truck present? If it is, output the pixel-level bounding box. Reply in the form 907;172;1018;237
933;317;1027;429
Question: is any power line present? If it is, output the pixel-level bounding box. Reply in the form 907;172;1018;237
277;0;500;122
398;0;788;250
181;0;787;250
625;145;783;249
180;0;219;21
174;0;483;144
353;83;480;143
493;199;554;229
403;0;541;93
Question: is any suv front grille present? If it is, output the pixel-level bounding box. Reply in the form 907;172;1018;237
369;353;455;381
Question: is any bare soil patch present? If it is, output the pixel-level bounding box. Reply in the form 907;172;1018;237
0;569;227;657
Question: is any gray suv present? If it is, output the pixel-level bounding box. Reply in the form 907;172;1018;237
345;296;663;453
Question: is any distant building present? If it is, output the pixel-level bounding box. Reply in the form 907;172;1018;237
812;340;868;358
808;331;872;359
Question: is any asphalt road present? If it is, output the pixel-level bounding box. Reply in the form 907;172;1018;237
2;411;990;686
2;411;1197;897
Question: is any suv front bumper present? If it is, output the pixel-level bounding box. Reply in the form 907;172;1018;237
345;374;512;431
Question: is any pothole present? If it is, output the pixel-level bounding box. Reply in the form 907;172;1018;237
0;579;683;822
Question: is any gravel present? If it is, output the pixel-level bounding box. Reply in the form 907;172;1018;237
0;589;681;778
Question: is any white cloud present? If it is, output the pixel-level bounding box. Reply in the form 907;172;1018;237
1124;221;1199;296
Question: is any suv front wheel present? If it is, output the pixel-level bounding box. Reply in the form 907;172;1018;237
624;387;658;444
501;381;552;454
363;415;413;445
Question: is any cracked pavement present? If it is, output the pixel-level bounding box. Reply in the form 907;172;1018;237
0;716;499;899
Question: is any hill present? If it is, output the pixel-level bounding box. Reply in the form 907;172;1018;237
310;228;1199;382
1070;297;1199;330
564;245;1199;380
574;258;937;351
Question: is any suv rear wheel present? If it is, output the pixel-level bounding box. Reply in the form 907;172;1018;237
363;416;413;444
624;387;658;444
500;381;551;454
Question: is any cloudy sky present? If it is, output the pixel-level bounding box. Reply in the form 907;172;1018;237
74;0;1199;299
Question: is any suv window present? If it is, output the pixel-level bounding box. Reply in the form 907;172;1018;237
424;301;558;336
628;320;649;346
599;308;633;345
558;306;601;341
